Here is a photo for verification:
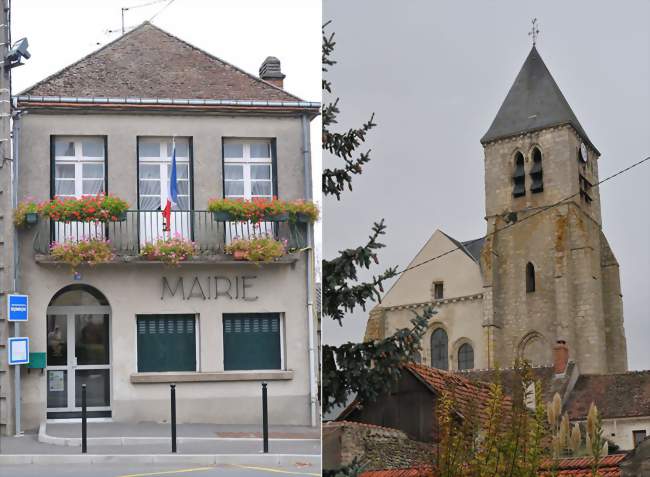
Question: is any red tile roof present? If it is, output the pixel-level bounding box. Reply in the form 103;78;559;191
361;468;433;477
406;363;513;423
360;455;627;477
538;454;626;477
20;22;304;103
564;370;650;420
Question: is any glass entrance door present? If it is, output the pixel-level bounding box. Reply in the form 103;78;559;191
46;307;111;417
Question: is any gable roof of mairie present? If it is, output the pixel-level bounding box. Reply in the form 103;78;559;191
481;46;598;154
19;22;305;103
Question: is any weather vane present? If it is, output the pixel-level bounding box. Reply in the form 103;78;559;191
528;18;540;46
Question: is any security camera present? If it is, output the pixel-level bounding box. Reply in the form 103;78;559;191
6;38;30;65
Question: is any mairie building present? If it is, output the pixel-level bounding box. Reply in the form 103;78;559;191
0;22;319;433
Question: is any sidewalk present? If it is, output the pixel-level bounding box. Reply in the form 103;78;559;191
0;422;321;465
43;422;320;443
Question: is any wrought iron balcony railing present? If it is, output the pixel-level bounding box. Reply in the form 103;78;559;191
33;210;308;256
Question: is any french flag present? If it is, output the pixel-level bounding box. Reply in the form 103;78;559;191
162;140;178;232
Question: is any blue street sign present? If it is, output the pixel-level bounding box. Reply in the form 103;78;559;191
8;294;28;321
8;337;29;365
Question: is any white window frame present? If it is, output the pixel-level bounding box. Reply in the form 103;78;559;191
138;137;191;211
53;136;105;198
223;139;274;200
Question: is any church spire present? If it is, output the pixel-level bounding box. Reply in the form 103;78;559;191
481;46;597;154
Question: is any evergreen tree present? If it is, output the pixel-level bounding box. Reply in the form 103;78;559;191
321;24;434;416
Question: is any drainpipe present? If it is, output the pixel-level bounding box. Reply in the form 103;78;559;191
301;113;318;427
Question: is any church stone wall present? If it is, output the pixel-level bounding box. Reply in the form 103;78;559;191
481;125;626;374
378;298;486;371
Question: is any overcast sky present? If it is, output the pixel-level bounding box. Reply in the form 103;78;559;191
10;0;322;236
323;0;650;371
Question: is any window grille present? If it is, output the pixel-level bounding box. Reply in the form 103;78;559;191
530;148;543;193
513;152;526;197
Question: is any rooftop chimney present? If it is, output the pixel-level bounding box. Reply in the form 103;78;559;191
553;340;569;375
259;56;285;89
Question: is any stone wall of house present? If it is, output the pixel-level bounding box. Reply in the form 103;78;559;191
323;421;433;471
481;125;627;374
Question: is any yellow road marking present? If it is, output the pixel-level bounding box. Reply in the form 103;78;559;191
118;466;215;477
231;464;319;476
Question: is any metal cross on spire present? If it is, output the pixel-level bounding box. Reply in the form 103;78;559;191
528;18;540;46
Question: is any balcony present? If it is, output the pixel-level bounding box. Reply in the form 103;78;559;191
32;210;308;262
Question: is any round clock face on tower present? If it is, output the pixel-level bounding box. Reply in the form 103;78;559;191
580;142;588;163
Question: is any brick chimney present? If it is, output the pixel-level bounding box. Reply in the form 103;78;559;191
259;56;285;88
553;340;569;375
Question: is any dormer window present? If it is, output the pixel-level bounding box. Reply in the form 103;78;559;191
530;147;543;193
513;152;525;197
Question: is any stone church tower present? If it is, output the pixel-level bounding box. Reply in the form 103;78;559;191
480;46;627;374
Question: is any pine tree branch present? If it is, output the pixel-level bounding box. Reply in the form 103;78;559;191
322;307;434;414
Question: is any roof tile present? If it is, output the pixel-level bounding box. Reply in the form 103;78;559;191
564;370;650;419
21;22;303;102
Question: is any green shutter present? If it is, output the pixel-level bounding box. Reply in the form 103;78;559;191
137;315;196;372
223;313;281;371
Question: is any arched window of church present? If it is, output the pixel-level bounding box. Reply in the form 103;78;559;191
457;343;474;370
411;351;422;364
513;152;525;197
526;262;536;292
530;147;543;193
431;328;449;370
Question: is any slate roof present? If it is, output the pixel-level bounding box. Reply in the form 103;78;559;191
564;370;650;420
481;46;597;154
440;231;484;264
20;22;303;103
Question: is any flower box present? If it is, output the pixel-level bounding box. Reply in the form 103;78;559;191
224;235;286;262
293;212;312;223
264;212;289;222
208;198;319;224
24;212;39;226
40;194;130;223
212;211;232;222
14;200;42;228
232;250;248;261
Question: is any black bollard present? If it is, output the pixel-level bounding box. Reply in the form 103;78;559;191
262;382;268;453
170;384;177;453
81;384;87;454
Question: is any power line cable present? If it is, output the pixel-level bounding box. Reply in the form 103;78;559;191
149;0;177;22
123;0;168;11
395;155;650;276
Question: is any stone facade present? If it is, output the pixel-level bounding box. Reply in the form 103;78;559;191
364;48;628;376
482;125;626;374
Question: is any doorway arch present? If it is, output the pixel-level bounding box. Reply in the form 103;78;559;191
46;285;112;418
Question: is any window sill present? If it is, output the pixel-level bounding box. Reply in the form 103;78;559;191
130;370;294;384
